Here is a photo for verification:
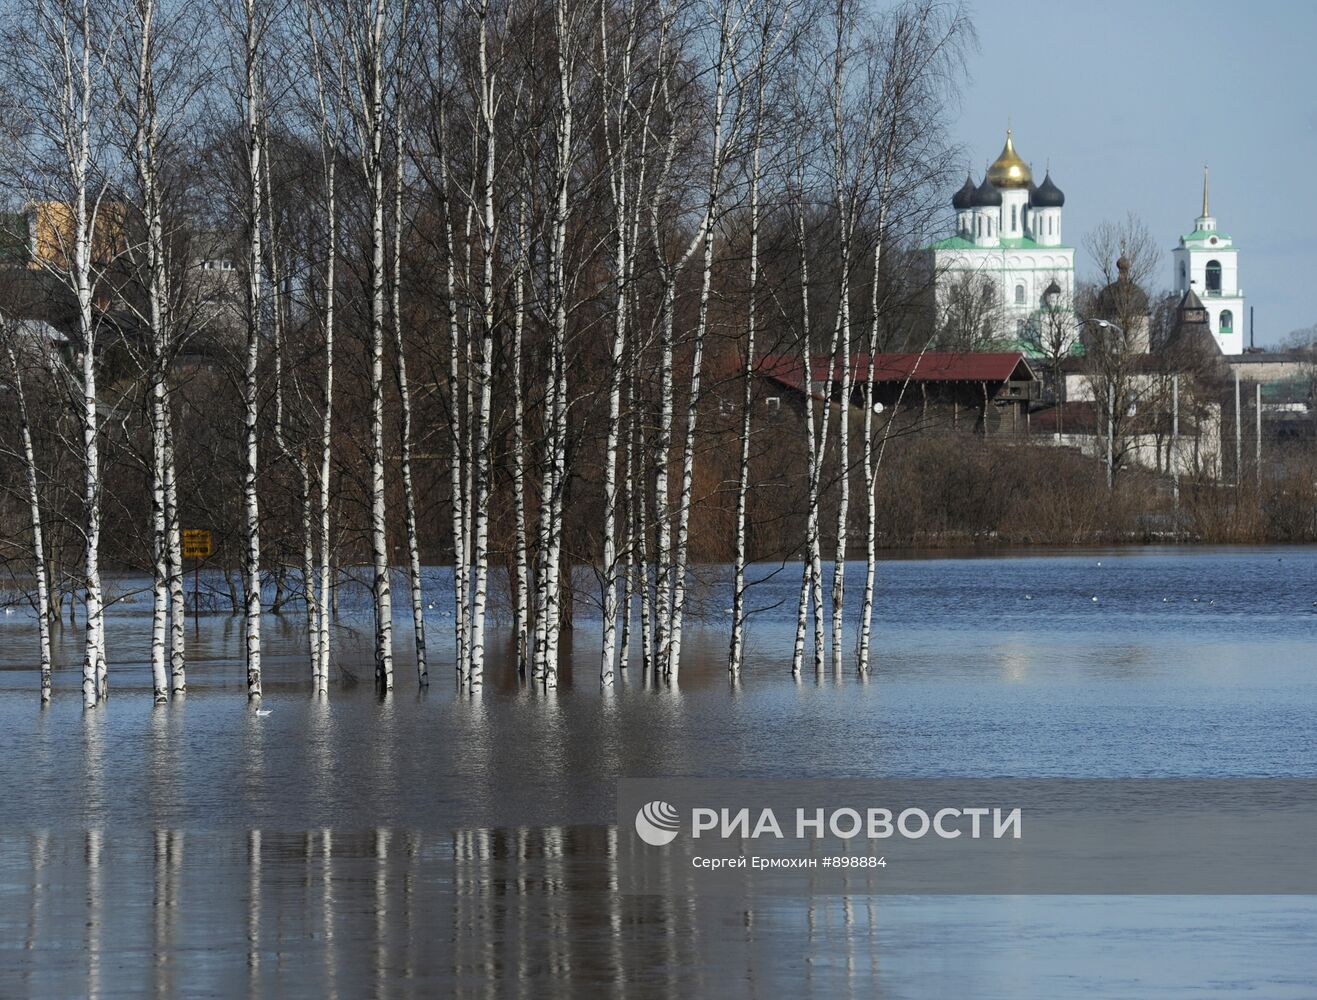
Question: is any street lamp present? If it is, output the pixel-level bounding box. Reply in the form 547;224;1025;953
1077;317;1125;490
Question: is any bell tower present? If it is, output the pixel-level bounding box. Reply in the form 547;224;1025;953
1172;165;1243;354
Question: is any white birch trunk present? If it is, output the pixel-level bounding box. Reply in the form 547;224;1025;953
538;0;576;689
163;416;185;692
832;198;853;661
131;0;170;704
597;0;650;686
531;352;557;683
468;0;497;693
391;95;426;687
729;27;771;676
461;209;475;648
858;193;890;674
542;343;569;686
150;378;169;703
511;196;530;677
436;91;469;686
666;11;738;682
811;313;842;676
857;296;877;674
240;0;263;700
665;230;715;683
599;185;626;685
57;3;110;706
633;387;654;676
316;157;336;694
4;342;53;703
651;278;674;674
365;0;393;690
39;0;113;706
300;459;319;670
617;397;635;671
647;44;683;680
305;10;337;693
828;21;853;672
790;184;816;679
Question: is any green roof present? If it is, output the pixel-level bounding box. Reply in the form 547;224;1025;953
1180;228;1232;243
998;237;1072;250
1008;338;1044;359
928;235;975;250
926;234;1074;252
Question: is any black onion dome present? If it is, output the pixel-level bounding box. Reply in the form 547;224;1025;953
971;175;1002;207
951;175;976;210
1031;171;1065;208
1096;256;1150;317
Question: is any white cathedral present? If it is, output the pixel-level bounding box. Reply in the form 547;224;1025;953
927;129;1076;346
928;130;1248;357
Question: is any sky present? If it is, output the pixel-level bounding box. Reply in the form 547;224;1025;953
948;0;1316;346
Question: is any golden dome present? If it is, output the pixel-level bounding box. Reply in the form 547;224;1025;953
986;129;1032;189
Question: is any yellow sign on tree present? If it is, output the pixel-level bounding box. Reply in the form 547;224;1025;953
182;529;213;559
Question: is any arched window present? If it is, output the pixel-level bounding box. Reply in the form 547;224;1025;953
1220;309;1233;333
1048;216;1054;236
1178;261;1186;286
1014;284;1025;305
1206;259;1222;293
975;216;981;237
1011;206;1017;230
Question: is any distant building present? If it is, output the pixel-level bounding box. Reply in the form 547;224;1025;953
1092;252;1152;353
753;351;1040;434
926;129;1076;348
23;201;129;271
175;231;245;352
1172;167;1244;354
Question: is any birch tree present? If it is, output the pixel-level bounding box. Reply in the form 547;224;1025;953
465;0;503;693
2;329;54;702
788;98;844;678
510;190;531;676
642;0;742;682
338;0;397;689
389;6;426;686
116;0;188;703
856;0;972;672
419;0;472;685
661;2;741;682
14;0;118;706
304;0;342;693
728;0;788;676
597;0;658;685
532;0;583;688
224;0;268;701
827;0;856;672
163;391;185;691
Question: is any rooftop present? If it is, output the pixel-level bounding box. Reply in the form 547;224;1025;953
927;234;1073;252
755;352;1037;393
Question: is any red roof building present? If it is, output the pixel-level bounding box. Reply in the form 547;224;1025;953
752;351;1040;434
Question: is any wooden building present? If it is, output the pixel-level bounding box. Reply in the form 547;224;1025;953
753;351;1040;434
